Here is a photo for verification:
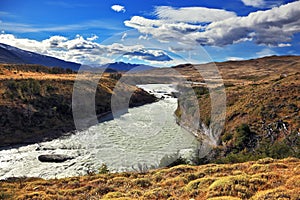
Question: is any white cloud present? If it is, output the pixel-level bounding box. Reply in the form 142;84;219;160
121;33;127;41
278;43;291;47
241;0;265;7
124;49;172;61
124;16;204;44
87;35;98;41
226;57;244;61
155;6;236;23
0;33;173;64
256;48;276;57
138;35;149;40
124;1;300;49
111;5;126;13
241;0;284;8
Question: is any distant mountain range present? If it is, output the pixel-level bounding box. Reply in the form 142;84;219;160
0;43;81;71
86;62;155;72
0;43;155;72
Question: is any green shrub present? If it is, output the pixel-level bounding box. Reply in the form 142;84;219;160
98;163;109;174
234;124;256;151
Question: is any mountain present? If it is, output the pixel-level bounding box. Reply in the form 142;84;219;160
0;43;81;71
89;62;156;72
0;43;156;72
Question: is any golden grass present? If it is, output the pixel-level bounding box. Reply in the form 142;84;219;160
0;157;299;199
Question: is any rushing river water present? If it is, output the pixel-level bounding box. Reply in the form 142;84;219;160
0;84;199;179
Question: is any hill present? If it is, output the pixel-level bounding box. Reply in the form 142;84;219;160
0;43;81;71
123;55;300;162
0;43;156;72
0;157;299;199
168;55;300;163
0;64;157;148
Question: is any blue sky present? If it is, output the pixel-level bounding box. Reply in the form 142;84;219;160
0;0;300;66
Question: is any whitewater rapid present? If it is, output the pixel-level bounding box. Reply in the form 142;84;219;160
0;84;199;179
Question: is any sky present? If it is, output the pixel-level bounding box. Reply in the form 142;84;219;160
0;0;300;67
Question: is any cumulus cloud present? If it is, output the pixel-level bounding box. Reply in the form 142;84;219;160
155;6;236;23
241;0;284;8
203;1;300;46
241;0;265;7
124;16;204;43
124;1;300;48
111;5;126;13
0;33;173;65
124;49;172;62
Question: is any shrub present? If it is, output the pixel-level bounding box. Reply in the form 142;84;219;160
144;188;171;199
193;86;209;97
109;73;122;80
161;177;188;188
208;175;256;199
133;178;152;188
185;177;216;192
98;163;109;174
234;124;256;151
268;141;294;159
250;187;299;200
102;191;124;199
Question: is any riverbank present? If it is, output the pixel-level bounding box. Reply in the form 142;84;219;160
0;64;157;149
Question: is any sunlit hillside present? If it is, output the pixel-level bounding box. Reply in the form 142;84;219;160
1;157;299;200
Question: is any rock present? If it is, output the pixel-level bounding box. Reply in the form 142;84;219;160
170;92;180;98
38;154;74;163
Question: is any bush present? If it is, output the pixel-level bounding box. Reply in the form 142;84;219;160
193;86;209;97
133;178;152;188
109;73;122;80
98;163;109;174
234;124;256;151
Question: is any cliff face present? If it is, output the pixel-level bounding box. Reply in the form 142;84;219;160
0;64;157;148
173;56;300;163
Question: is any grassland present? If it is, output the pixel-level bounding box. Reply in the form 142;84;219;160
170;55;300;163
0;157;299;199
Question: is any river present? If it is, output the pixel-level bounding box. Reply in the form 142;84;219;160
0;84;199;179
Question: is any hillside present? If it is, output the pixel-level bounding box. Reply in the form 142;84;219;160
0;43;156;72
169;55;300;163
0;43;81;71
0;64;157;148
0;157;299;199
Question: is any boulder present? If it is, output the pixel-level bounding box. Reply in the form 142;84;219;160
38;154;74;163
